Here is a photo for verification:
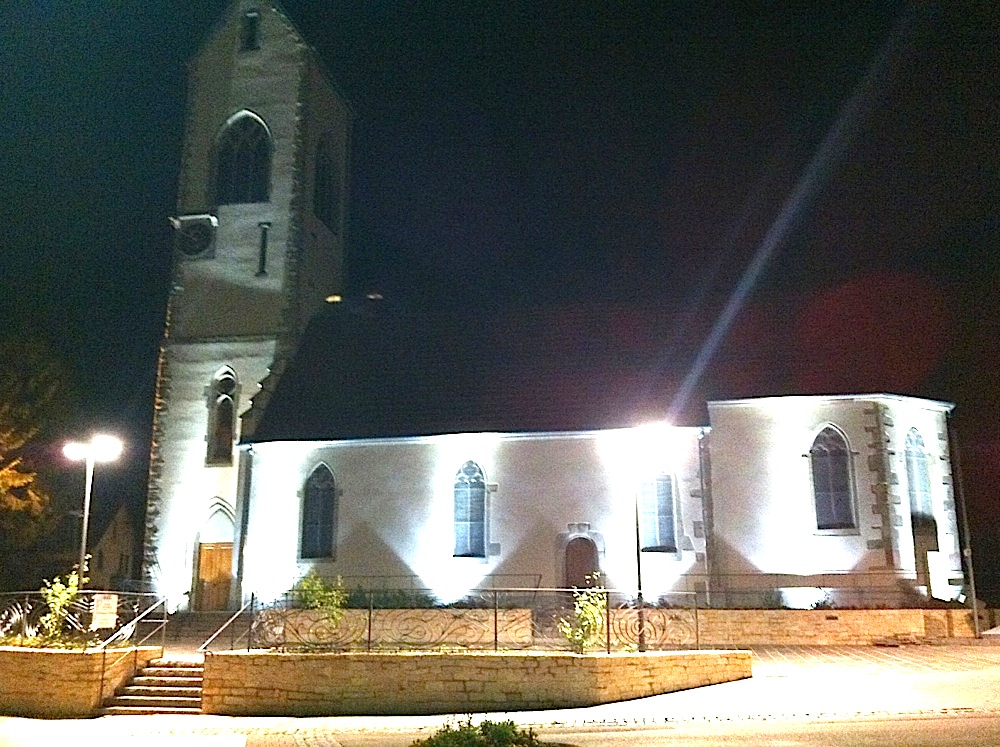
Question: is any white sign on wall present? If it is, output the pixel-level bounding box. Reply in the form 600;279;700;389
90;593;119;630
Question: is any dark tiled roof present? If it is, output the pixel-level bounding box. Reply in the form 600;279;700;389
249;299;791;442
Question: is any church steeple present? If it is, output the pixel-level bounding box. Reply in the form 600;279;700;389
169;1;352;345
144;0;352;609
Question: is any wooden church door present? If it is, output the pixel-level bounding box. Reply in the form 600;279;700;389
196;542;233;610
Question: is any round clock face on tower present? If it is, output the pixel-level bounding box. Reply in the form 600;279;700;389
177;221;214;256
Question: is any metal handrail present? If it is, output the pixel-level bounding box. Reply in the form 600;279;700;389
198;594;255;653
95;595;168;709
96;595;169;650
0;590;163;645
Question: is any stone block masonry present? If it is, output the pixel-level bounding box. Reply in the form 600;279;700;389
201;649;751;716
697;608;980;646
0;646;162;718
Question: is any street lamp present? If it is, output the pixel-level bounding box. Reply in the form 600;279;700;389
634;491;647;652
63;434;123;584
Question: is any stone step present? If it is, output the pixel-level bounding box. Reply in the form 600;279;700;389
104;694;201;709
121;685;202;698
151;657;206;667
103;656;206;715
100;705;202;716
133;676;203;687
144;665;204;675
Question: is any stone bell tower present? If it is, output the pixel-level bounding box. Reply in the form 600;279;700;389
143;0;352;610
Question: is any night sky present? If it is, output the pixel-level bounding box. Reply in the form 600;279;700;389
1;2;998;595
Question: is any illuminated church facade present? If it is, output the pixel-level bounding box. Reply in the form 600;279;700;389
144;1;967;612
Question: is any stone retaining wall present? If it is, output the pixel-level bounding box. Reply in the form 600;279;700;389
0;646;162;718
696;608;980;646
202;649;751;715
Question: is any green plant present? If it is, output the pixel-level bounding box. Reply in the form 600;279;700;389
37;560;88;641
411;717;543;746
557;573;607;653
346;587;437;609
291;571;346;622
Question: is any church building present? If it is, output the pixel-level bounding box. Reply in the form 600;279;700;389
143;1;967;612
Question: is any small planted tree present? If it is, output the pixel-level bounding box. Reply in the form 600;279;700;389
38;561;87;639
558;573;607;653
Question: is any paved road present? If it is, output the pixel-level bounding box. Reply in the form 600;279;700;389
3;645;1000;746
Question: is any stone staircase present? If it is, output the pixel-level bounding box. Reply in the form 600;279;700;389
101;657;203;715
101;610;253;715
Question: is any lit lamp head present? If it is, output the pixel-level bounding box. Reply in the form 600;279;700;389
64;434;123;463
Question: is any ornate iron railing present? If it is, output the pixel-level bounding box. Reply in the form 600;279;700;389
0;590;162;648
239;588;700;653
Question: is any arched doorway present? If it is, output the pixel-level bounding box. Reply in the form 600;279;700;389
196;503;235;610
564;535;600;589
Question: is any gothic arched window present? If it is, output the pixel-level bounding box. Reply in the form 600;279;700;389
206;367;238;466
301;465;337;559
215;113;272;204
313;134;341;232
810;426;855;530
454;461;486;557
639;474;677;552
905;428;934;527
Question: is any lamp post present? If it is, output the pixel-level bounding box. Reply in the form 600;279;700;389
63;435;123;585
634;491;647;652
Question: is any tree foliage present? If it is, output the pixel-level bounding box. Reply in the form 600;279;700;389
0;333;74;586
37;559;89;641
558;573;607;653
291;570;347;624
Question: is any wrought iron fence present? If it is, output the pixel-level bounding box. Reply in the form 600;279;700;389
0;590;164;648
239;587;700;653
197;570;971;653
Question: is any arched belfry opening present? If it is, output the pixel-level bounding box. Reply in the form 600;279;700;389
214;110;273;205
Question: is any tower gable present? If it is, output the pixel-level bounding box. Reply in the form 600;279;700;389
170;1;351;343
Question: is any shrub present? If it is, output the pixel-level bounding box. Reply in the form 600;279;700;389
290;571;346;623
557;573;607;653
411;718;543;746
346;587;437;609
38;562;87;639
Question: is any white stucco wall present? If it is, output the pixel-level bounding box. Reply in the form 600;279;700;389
706;394;963;604
239;427;709;605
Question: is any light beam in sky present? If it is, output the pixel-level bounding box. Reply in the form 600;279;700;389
668;7;919;419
